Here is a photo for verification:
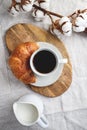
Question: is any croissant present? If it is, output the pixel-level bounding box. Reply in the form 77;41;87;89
8;42;39;84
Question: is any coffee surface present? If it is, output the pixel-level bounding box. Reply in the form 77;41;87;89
33;50;56;73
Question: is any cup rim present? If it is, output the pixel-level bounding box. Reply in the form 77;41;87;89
30;48;58;76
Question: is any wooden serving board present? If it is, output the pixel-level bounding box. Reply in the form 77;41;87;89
6;23;72;97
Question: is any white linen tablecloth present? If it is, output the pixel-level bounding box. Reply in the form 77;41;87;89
1;0;87;130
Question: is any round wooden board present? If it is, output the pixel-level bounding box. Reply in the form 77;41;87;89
5;23;72;97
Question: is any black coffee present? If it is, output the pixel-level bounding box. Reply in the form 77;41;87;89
33;50;56;74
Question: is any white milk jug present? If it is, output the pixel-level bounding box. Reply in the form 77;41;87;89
13;94;49;128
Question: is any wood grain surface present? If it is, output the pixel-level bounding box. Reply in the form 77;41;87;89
5;23;72;97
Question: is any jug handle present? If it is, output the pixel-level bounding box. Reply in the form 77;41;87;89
37;114;49;128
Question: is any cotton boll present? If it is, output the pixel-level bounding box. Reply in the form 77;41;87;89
63;30;72;36
50;28;62;38
59;17;70;25
75;16;86;27
53;29;63;39
32;10;45;18
10;6;19;16
22;3;33;12
53;29;61;36
32;9;45;21
79;13;87;21
36;10;45;18
40;2;49;9
62;22;72;32
15;4;20;11
49;25;61;36
61;20;72;36
73;26;85;32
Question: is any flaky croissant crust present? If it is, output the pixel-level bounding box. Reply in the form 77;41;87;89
8;42;39;84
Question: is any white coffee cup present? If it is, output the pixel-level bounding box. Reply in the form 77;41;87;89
30;48;67;76
13;94;49;128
